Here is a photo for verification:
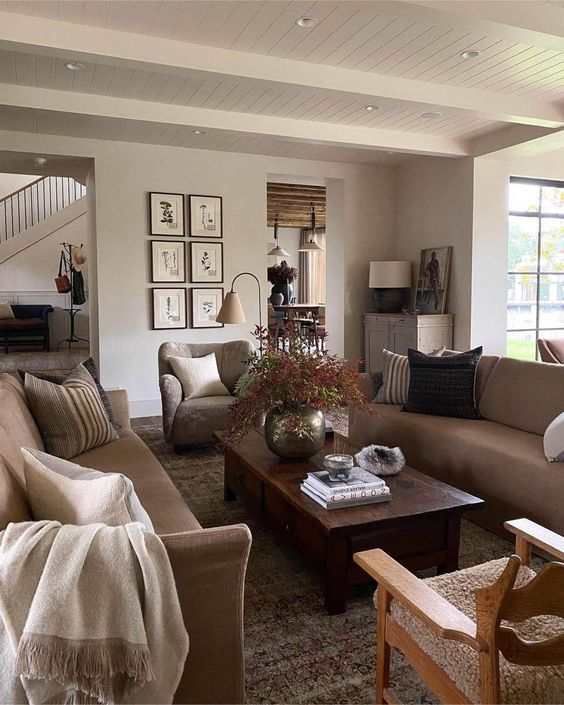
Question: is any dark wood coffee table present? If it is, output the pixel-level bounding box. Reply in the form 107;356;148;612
217;430;484;614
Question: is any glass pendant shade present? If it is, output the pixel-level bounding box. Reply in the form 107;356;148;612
268;213;290;257
298;202;325;252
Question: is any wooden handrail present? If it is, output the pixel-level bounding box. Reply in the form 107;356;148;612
0;175;49;205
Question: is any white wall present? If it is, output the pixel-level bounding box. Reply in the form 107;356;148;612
472;149;564;353
0;130;394;416
393;156;474;350
0;173;39;199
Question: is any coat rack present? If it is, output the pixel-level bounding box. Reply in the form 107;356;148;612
56;242;90;350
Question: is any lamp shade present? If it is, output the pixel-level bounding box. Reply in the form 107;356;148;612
369;261;411;288
298;239;324;252
216;291;247;324
267;244;290;257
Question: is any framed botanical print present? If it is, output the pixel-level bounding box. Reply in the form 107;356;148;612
149;192;185;236
151;288;187;329
189;195;222;237
413;246;452;314
190;241;223;283
151;241;186;283
191;288;224;328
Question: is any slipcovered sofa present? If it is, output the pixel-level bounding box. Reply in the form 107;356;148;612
349;355;564;537
0;373;251;704
159;340;254;448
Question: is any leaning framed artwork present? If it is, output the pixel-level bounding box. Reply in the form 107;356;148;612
189;195;222;238
149;192;185;236
151;288;187;329
190;241;223;283
191;287;224;328
413;246;452;314
151;241;186;283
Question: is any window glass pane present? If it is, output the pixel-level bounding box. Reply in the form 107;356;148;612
507;274;537;330
538;330;564;346
538;275;564;329
540;218;564;272
509;182;540;213
508;216;538;272
541;186;564;215
507;331;536;360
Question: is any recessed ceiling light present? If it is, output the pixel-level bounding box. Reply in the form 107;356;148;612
460;49;481;59
296;17;318;28
65;61;85;71
193;130;206;135
365;105;379;111
421;111;442;119
33;157;47;168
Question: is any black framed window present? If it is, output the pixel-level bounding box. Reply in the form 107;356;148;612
507;177;564;360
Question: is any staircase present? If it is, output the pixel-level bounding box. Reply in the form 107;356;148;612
0;175;87;244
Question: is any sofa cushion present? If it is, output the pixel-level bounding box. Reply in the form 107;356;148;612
22;447;154;532
0;317;45;329
544;412;564;462
74;429;202;535
24;364;119;459
0;457;30;529
389;558;564;704
0;302;14;319
479;357;564;435
0;373;44;453
349;403;564;535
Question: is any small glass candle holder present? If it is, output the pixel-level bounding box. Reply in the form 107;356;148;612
324;453;354;480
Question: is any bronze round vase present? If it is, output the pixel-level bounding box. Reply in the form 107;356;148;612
265;405;325;459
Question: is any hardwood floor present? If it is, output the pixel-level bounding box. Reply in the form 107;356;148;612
131;415;162;430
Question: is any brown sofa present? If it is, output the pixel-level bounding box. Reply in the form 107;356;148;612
0;373;251;705
349;355;564;538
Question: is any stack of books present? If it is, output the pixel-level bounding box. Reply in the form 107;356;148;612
301;467;391;510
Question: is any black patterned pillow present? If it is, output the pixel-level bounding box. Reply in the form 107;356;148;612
404;347;482;419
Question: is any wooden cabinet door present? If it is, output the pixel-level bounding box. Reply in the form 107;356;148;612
365;322;389;374
389;324;417;356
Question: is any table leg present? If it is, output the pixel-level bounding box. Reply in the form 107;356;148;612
324;534;348;614
438;514;461;574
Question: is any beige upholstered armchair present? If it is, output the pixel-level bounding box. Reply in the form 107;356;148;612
538;338;564;364
158;340;254;449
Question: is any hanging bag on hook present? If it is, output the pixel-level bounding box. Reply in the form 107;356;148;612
72;267;86;306
55;251;72;294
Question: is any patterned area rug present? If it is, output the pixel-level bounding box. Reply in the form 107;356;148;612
135;423;520;705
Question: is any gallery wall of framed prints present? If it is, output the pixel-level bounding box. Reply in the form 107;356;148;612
148;192;224;330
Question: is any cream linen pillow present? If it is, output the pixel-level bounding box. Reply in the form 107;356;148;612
169;353;230;400
0;302;14;319
375;347;446;404
544;412;564;462
22;447;154;532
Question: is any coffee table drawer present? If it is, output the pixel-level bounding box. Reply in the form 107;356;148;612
225;461;262;508
263;486;325;564
349;515;447;558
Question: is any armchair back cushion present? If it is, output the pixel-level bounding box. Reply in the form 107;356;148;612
159;340;254;394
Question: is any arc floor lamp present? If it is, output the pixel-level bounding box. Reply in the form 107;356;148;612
216;272;264;354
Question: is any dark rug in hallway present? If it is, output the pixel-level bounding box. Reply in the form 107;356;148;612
135;423;524;705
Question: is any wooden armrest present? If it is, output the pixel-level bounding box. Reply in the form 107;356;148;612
505;519;564;561
354;549;486;651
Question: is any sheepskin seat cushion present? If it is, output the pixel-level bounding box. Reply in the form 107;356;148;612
383;558;564;704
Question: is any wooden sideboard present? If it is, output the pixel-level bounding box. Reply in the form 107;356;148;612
364;313;453;374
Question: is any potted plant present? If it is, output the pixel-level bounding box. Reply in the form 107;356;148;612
225;329;371;459
267;261;298;305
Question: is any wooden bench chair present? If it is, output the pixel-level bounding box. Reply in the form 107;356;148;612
354;519;564;704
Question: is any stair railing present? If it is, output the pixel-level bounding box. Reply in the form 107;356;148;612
0;176;87;244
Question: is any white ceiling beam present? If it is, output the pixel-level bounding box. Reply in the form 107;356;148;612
0;11;561;129
0;84;469;157
469;124;560;158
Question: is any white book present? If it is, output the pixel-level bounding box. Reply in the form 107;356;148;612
301;483;391;510
306;468;385;498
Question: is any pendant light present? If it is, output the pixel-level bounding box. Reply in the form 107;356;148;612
298;202;324;252
267;213;290;257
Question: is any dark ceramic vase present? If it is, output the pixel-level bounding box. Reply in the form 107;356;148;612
270;282;293;305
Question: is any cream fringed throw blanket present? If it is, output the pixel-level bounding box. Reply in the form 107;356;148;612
0;521;189;704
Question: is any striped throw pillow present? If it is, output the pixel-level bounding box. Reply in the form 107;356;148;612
375;350;410;404
24;364;119;459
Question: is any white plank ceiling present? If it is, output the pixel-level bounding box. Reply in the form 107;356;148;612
0;1;562;162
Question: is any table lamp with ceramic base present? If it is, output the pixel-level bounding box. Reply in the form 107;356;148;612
369;260;412;313
216;272;264;354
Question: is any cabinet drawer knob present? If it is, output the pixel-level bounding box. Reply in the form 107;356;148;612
238;472;246;487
